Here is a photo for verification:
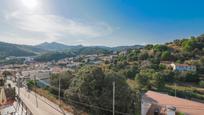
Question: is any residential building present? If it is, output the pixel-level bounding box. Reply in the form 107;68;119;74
170;63;196;71
0;76;15;109
142;91;204;115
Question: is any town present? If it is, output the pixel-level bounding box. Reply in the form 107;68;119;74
1;39;204;115
1;0;204;115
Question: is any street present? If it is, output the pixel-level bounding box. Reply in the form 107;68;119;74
7;80;73;115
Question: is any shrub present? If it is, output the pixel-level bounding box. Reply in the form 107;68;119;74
199;81;204;88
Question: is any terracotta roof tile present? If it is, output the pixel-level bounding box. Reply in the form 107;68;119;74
143;91;204;115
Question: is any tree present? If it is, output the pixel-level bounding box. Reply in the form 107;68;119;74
199;56;204;66
64;66;136;115
136;69;165;90
144;44;153;50
153;44;168;52
151;72;165;89
127;51;139;61
175;71;199;82
161;51;171;61
27;80;35;90
173;39;182;46
64;66;106;114
120;66;138;79
50;71;74;96
199;81;204;88
159;64;166;70
185;72;199;82
138;52;148;60
135;71;150;90
102;72;136;114
163;70;175;83
181;39;197;51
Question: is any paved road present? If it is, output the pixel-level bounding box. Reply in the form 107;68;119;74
7;80;73;115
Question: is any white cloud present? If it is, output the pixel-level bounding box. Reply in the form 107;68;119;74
4;9;113;39
0;0;114;45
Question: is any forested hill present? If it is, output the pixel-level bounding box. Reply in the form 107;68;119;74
0;41;143;61
1;33;204;61
117;34;204;62
167;35;204;52
0;42;46;59
36;42;75;51
106;34;204;104
45;35;204;115
114;34;204;88
36;42;143;52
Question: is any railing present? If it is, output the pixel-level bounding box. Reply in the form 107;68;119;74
16;96;33;115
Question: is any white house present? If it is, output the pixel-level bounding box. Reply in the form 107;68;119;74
170;63;196;71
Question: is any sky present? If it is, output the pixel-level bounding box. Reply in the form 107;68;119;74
0;0;204;46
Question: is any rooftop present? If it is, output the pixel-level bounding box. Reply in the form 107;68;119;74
143;91;204;115
172;63;195;67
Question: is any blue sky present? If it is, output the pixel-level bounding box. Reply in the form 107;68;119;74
0;0;204;46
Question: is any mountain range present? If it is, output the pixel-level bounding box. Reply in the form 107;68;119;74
0;41;143;59
35;42;143;52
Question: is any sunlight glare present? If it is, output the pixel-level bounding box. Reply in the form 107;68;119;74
21;0;38;9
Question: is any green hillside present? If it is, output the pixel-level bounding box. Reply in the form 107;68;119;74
0;42;34;57
109;34;204;101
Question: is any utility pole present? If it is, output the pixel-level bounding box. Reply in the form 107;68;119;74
34;75;38;108
113;81;115;115
17;78;20;97
135;91;141;115
175;83;177;97
17;77;20;110
58;77;61;106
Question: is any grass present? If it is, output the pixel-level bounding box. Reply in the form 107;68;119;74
176;112;185;115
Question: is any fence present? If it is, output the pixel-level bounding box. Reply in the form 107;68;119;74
16;96;33;115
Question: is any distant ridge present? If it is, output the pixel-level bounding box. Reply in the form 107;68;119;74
36;42;73;51
0;42;46;58
36;42;144;52
0;41;143;61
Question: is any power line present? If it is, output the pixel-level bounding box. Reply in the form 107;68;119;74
58;76;61;106
33;78;132;115
62;97;131;115
113;81;115;115
27;89;65;114
36;78;90;99
36;78;204;111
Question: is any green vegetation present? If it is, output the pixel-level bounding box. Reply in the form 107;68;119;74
35;47;112;62
136;69;165;90
44;66;140;115
0;42;45;58
113;34;204;101
163;84;204;100
0;41;143;62
161;51;171;60
35;52;75;62
0;58;25;64
199;81;204;88
27;34;204;114
49;71;74;96
176;112;185;115
27;80;35;90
